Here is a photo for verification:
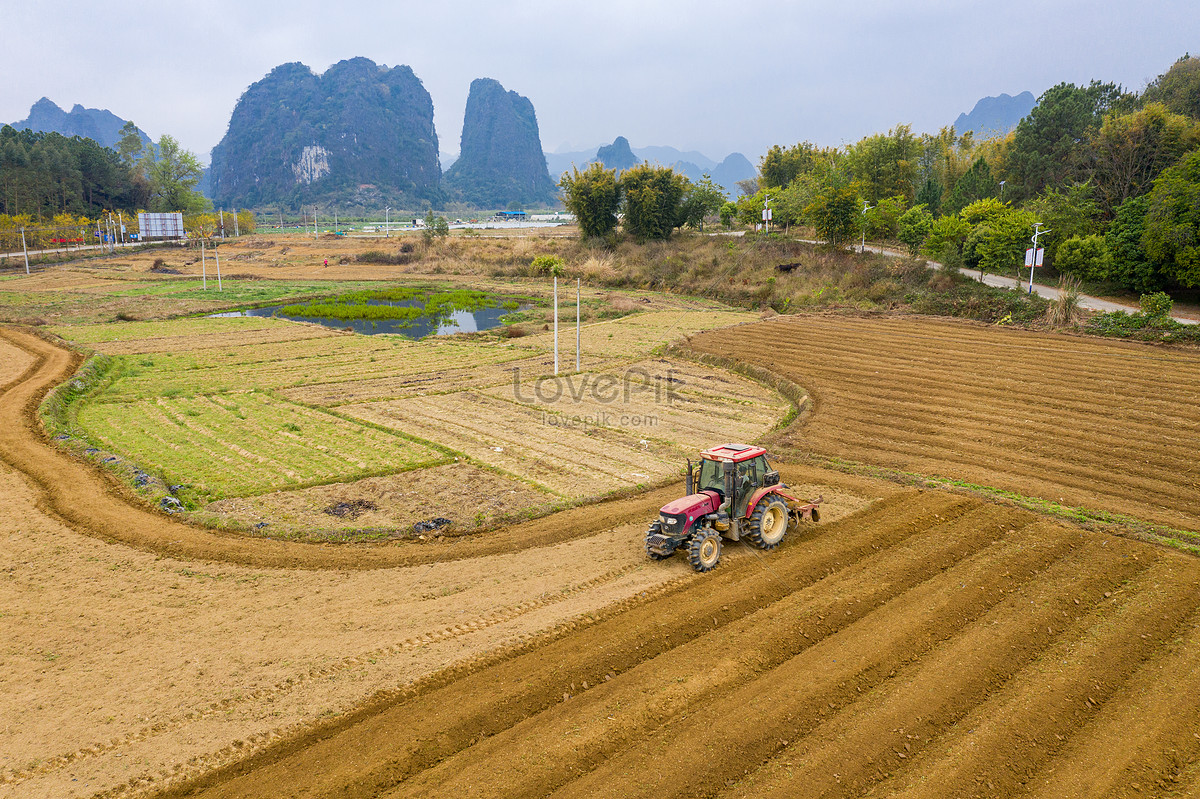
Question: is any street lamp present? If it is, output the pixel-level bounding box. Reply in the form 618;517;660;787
385;206;390;238
861;202;875;254
999;180;1006;202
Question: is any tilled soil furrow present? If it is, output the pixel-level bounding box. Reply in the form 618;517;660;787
150;491;965;799
375;505;1058;799
809;410;1198;490
712;534;1151;799
867;553;1200;799
775;339;1200;397
1023;607;1200;798
808;383;1200;455
548;523;1127;799
806;417;1200;510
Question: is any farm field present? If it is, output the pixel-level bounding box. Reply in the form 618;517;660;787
5;234;1200;799
46;298;776;535
691;314;1200;540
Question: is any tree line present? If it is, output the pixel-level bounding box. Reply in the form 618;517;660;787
1;121;209;220
734;54;1200;292
558;163;727;242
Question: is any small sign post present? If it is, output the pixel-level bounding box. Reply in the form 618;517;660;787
1027;223;1050;294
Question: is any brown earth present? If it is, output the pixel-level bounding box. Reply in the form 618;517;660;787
690;313;1200;535
6;304;1200;798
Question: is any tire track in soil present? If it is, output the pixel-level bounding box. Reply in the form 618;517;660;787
0;562;642;790
1023;612;1200;798
554;528;1138;799
148;505;1200;799
872;558;1200;799
150;490;964;799
380;508;1074;799
0;326;682;569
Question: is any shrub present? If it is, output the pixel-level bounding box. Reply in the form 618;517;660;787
1140;291;1174;318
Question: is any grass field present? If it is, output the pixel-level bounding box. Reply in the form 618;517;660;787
79;391;448;499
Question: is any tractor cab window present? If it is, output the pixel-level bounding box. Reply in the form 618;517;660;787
734;458;759;515
697;458;725;499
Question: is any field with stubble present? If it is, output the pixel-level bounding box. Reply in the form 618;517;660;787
3;233;1200;799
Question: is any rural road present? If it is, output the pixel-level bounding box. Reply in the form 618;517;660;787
859;242;1199;325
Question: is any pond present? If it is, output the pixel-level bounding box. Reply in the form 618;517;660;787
210;288;530;337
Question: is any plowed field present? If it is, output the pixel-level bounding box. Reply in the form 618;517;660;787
6;302;1200;799
690;314;1200;536
150;491;1200;799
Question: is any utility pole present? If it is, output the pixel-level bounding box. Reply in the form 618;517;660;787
1027;223;1050;295
220;209;226;239
861;202;875;254
20;227;29;274
214;242;223;291
553;275;559;376
201;240;207;289
762;195;771;234
233;209;239;237
385;206;390;238
576;278;581;372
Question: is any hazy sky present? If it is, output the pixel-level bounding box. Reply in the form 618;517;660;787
4;0;1196;165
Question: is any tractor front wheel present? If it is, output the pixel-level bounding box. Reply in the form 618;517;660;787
748;496;789;550
687;528;722;572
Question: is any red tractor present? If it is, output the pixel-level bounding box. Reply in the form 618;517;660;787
644;443;821;572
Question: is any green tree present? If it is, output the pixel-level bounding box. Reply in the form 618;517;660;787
845;125;920;204
144;135;207;213
1006;81;1132;200
862;194;907;239
719;201;737;228
898;204;934;255
1143;148;1200;287
758;141;835;189
941;157;995;216
1025;182;1101;268
1055;235;1113;281
806;182;859;246
619;163;686;240
116;121;144;169
531;254;566;277
559;163;619;239
1105;194;1159;292
924;214;971;259
678;174;727;230
968;207;1038;274
1090;102;1200;212
1142;55;1200;120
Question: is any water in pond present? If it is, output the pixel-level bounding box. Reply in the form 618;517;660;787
210;292;525;337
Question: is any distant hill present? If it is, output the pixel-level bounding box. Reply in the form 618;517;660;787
443;78;557;208
9;97;151;150
594;136;640;172
954;91;1036;138
208;58;442;209
548;142;754;198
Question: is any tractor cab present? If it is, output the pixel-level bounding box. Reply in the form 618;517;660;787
646;443;821;572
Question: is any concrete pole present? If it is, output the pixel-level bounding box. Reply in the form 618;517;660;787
201;241;207;290
20;227;30;274
576;278;581;372
214;244;222;291
553;276;559;376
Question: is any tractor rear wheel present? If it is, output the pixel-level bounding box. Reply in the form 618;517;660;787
748;496;789;550
687;528;722;572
